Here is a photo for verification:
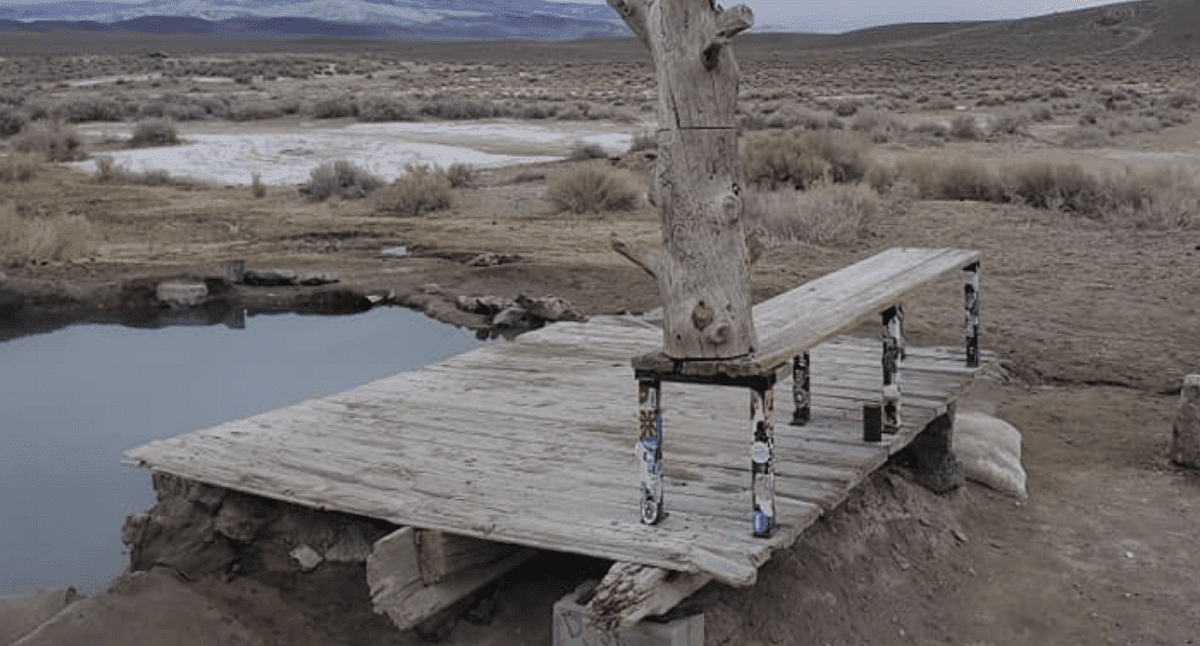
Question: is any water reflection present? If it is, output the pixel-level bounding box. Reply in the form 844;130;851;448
0;307;484;595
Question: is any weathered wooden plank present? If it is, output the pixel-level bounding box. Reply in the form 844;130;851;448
126;309;983;590
366;527;538;631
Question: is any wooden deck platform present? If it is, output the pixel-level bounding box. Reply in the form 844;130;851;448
124;314;990;588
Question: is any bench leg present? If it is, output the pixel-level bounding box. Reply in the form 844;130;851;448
637;378;664;525
881;306;903;434
751;386;776;537
964;262;981;368
790;352;810;426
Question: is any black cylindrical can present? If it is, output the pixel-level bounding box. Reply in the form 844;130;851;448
863;403;883;442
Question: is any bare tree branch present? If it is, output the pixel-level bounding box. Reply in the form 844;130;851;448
611;238;661;279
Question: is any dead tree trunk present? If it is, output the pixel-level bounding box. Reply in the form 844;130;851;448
609;0;756;359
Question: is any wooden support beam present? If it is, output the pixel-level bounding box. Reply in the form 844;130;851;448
366;527;536;631
585;562;712;632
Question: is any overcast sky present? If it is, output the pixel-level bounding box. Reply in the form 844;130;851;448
550;0;1122;33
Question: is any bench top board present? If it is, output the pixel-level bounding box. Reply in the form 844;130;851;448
633;247;981;379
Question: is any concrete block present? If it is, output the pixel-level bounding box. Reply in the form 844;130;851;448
155;280;207;308
553;584;703;646
1170;374;1200;468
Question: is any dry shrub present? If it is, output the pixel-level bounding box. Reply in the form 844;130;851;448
12;121;86;162
949;114;981;140
228;101;287;121
0;201;94;266
569;141;608;161
1061;125;1111;148
301;159;383;201
445;162;475;188
251;171;266;198
743;182;879;245
50;99;126;123
743;130;870;190
546;163;640;214
0;106;27;137
895;156;999;201
93;156;180;186
127;118;179;147
310;98;358;119
357;97;417;122
989;110;1031;137
745;105;843;131
628;130;657;153
891;155;1199;228
420;100;509;120
850;109;908;143
0;153;45;182
372;165;452;217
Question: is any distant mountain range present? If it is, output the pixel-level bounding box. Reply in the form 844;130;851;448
0;0;632;40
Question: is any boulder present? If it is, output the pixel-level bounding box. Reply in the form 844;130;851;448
955;411;1027;499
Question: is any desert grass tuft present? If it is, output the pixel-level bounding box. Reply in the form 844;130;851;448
445;162;476;188
850;109;908;143
546;163;640;214
892;154;1200;228
743;182;879;245
127;118;179;147
628;130;657;153
93;156;183;186
251;171;266;198
12;121;86;162
0;153;45;182
568;141;608;161
301;159;383;201
949;114;982;140
372;165;453;217
0;106;27;137
742;129;870;190
0;201;95;266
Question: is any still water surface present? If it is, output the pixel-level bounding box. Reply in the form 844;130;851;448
0;308;484;596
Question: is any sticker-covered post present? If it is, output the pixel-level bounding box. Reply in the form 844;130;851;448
637;378;664;524
964;262;981;367
881;305;903;434
751;385;775;537
790;352;811;426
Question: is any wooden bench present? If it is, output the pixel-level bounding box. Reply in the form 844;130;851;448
633;247;982;535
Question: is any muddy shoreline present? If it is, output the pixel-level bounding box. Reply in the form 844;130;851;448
0;260;600;345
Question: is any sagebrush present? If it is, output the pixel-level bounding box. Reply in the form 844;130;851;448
742;130;870;190
0;153;45;182
128;118;179;147
372;165;453;217
546;163;640;214
12;121;86;162
743;183;879;245
301;159;383;201
0;201;95;265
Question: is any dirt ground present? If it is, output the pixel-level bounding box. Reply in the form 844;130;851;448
3;33;1200;645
